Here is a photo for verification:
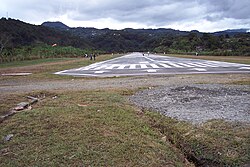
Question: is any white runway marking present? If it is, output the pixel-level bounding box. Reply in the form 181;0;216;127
55;53;250;77
105;64;121;69
95;71;107;74
129;64;137;69
146;69;157;73
117;64;128;69
158;63;172;68
191;68;207;71
164;62;184;68
150;64;160;68
239;67;250;70
140;64;148;68
177;63;195;67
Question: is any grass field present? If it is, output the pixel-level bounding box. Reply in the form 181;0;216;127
1;54;250;166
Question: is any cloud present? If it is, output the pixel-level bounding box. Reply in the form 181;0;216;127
0;0;249;32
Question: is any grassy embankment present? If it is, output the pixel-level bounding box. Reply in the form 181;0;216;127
0;54;250;166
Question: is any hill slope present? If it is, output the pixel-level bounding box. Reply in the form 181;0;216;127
42;21;70;30
0;18;91;48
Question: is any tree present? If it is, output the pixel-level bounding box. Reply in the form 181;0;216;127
0;33;11;55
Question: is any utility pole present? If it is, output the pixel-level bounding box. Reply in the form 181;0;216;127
6;12;9;20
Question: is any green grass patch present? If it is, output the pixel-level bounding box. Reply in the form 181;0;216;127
1;89;249;166
144;111;250;166
0;90;191;166
0;58;76;68
228;80;250;85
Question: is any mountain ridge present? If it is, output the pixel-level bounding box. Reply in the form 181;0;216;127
1;18;249;56
41;21;250;35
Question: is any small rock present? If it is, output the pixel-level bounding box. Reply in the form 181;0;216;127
0;148;10;155
4;134;14;141
161;136;167;142
52;96;58;99
77;104;88;107
26;106;32;111
14;102;29;111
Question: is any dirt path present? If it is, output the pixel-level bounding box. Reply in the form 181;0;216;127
0;74;249;95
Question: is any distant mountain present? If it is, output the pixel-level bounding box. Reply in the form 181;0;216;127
0;18;91;48
213;28;250;36
42;21;70;30
41;21;250;37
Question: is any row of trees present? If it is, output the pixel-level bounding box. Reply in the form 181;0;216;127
1;18;249;63
154;33;250;56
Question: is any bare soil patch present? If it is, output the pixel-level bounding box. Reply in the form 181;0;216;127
130;84;250;124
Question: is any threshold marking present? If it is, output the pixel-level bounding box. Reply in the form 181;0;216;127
146;69;157;73
239;67;250;70
94;71;107;74
191;68;207;72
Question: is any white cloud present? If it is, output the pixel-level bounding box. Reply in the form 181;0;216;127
0;0;249;32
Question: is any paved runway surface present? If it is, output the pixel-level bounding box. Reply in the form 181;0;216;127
55;53;250;77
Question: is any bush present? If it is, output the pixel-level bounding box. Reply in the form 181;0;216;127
0;44;98;63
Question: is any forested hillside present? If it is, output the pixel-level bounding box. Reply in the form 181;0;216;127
0;18;249;62
44;21;250;56
0;18;93;62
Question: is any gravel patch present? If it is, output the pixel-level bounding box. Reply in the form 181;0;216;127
130;84;250;124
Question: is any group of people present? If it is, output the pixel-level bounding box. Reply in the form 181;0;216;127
85;53;97;60
142;52;150;56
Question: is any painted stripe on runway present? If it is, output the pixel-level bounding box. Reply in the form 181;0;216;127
117;64;128;69
146;69;157;72
177;63;195;67
186;63;208;67
191;62;215;67
95;71;107;74
129;64;137;69
140;64;148;68
144;56;156;62
199;62;219;67
191;68;207;71
165;62;184;68
105;64;121;69
239;67;250;70
158;63;172;68
93;65;108;70
150;64;160;68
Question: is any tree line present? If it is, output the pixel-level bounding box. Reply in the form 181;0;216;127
0;18;249;63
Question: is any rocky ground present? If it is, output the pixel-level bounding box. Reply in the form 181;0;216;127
130;84;250;124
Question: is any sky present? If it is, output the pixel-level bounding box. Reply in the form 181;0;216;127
0;0;250;32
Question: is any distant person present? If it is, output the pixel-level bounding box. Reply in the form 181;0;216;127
147;51;150;56
90;54;93;60
142;53;144;56
196;52;198;56
93;53;96;60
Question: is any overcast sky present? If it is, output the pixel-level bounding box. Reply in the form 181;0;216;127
0;0;250;32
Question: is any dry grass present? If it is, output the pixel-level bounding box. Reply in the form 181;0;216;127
0;90;193;166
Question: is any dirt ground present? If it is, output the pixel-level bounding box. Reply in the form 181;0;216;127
0;73;249;94
1;73;249;123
